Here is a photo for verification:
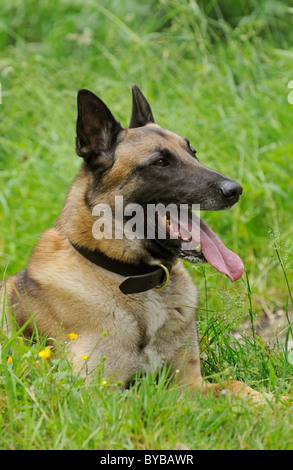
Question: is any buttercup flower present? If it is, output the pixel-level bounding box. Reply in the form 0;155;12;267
68;332;78;341
7;356;12;364
101;379;107;386
38;347;51;359
82;354;88;360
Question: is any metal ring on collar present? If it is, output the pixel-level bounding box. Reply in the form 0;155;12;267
152;264;170;291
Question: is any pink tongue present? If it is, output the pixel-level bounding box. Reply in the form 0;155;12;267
199;218;244;282
177;213;244;282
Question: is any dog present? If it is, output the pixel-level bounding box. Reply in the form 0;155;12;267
1;85;263;400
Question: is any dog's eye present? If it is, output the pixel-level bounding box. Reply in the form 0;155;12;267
153;158;169;167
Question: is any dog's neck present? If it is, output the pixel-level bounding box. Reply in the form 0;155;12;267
70;242;172;294
55;168;165;266
55;168;176;294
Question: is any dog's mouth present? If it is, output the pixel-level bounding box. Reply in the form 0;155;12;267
159;210;244;282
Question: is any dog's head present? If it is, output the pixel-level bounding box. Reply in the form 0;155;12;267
75;85;244;281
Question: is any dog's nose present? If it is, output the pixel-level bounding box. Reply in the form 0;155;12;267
220;180;243;199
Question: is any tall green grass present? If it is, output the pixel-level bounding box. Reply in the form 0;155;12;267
1;0;293;450
1;292;293;450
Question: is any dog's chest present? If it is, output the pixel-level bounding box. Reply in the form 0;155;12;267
57;260;197;378
126;287;196;374
141;302;167;339
136;303;171;373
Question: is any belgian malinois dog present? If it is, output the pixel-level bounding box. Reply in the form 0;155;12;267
1;85;263;400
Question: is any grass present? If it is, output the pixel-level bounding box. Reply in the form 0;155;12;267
1;0;293;450
1;306;293;450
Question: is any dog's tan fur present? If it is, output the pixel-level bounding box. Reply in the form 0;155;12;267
1;86;263;401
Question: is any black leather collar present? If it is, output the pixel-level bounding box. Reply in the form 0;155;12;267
71;243;172;295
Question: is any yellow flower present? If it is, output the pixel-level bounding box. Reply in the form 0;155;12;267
7;356;12;364
68;332;78;341
82;354;88;360
38;347;51;359
101;379;107;386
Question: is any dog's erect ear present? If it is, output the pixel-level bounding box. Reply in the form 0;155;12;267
76;89;122;167
129;84;155;128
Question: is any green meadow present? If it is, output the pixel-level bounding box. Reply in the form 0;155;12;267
0;0;293;450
